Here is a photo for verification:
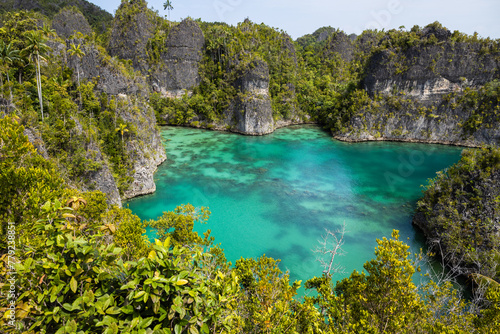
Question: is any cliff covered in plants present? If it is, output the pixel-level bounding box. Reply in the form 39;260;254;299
0;7;165;206
103;0;304;135
324;24;500;146
414;147;500;282
1;0;500;332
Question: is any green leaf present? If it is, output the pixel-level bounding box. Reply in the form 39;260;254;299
24;257;33;269
139;317;153;329
175;279;189;286
70;276;78;293
41;201;51;212
56;234;65;247
189;326;200;334
130;317;140;329
121;305;134;314
201;323;209;334
106;306;121;315
120;280;137;290
134;291;146;299
62;303;73;311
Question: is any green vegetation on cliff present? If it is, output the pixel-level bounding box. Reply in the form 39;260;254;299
0;0;112;33
1;114;500;332
0;2;500;332
416;147;500;282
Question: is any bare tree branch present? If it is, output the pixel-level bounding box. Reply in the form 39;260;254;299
313;222;347;277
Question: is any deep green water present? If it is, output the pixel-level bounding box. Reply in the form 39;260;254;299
127;125;462;288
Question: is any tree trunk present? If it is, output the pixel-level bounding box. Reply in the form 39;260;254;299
0;71;4;99
7;71;12;106
77;62;82;106
36;53;44;121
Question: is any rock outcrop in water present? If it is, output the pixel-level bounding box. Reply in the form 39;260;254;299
224;59;274;135
334;25;500;146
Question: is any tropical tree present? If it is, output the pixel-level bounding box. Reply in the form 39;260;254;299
41;23;56;38
0;41;20;105
164;0;174;20
68;43;85;105
22;31;50;121
115;123;129;144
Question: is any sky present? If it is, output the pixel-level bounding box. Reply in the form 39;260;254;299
88;0;500;40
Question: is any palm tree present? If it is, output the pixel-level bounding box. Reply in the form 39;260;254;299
163;0;174;21
115;123;129;145
41;23;56;38
23;31;50;121
68;43;85;106
0;41;21;107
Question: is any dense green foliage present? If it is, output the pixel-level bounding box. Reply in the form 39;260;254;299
0;3;500;333
0;0;112;34
0;9;155;196
417;147;500;281
1;170;499;332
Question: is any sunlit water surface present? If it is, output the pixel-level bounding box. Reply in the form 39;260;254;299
127;125;462;290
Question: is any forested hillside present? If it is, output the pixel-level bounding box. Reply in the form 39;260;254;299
0;0;500;332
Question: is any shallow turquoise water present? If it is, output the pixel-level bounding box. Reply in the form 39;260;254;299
127;125;462;288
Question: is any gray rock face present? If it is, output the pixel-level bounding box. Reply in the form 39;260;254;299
66;39;145;96
224;60;274;135
81;141;122;207
150;19;205;96
335;102;500;146
52;8;92;38
337;37;500;146
23;128;49;159
118;98;167;199
69;118;122;207
363;43;499;101
324;31;355;63
65;39;166;203
108;0;154;72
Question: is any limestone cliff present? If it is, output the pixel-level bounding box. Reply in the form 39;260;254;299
117;97;166;199
149;18;205;97
334;25;500;146
74;125;121;208
335;91;500;147
413;148;500;279
65;39;166;204
52;7;92;38
67;38;146;96
224;60;274;135
108;0;154;73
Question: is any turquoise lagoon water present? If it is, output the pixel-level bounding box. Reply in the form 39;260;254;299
127;125;462;288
